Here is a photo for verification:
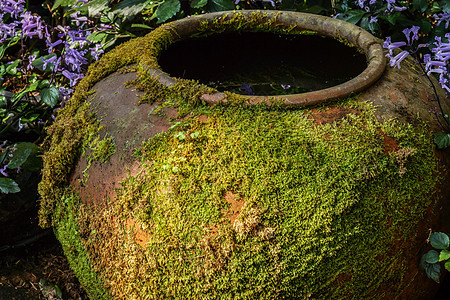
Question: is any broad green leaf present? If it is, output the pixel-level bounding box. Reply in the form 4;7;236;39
0;45;6;60
419;253;427;269
0;178;20;194
130;23;153;29
6;59;20;75
32;53;58;72
38;80;50;89
40;85;60;108
0;96;6;107
297;5;329;14
87;31;108;43
386;12;400;25
336;10;365;24
439;249;450;262
439;0;450;13
155;0;181;24
7;142;42;171
51;0;77;10
425;250;440;264
85;0;109;17
425;262;441;283
21;114;39;123
191;0;208;8
413;0;428;12
206;0;235;12
112;0;151;17
11;81;40;104
430;232;450;250
434;132;450;149
7;143;32;169
446;261;450;272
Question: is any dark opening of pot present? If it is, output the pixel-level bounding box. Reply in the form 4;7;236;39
158;32;367;96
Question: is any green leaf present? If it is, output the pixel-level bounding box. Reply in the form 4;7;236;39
425;262;441;283
32;53;58;72
40;85;60;108
155;0;180;24
87;31;108;43
206;0;235;12
51;0;77;10
7;142;42;172
430;232;450;250
425;250;440;264
439;0;450;13
0;96;6;107
38;79;50;89
39;279;63;299
446;261;450;272
439;249;450;262
336;10;365;25
131;23;153;29
385;12;400;25
83;0;109;17
6;59;21;75
413;0;428;12
111;0;150;17
434;132;450;149
0;178;20;194
191;0;208;8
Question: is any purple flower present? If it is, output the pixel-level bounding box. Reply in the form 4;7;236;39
41;55;58;70
383;37;406;56
0;164;8;177
369;16;378;24
434;13;450;30
20;11;46;39
389;50;409;69
27;54;35;70
402;25;420;46
62;70;83;87
0;21;19;42
281;84;291;89
63;47;88;73
67;30;89;45
90;44;104;61
70;11;88;27
46;39;63;53
384;0;405;12
0;0;25;19
239;84;254;95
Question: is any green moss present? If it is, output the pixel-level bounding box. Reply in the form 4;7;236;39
38;10;441;300
93;101;436;299
53;192;112;299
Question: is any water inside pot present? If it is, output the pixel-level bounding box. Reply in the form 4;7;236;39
158;31;367;96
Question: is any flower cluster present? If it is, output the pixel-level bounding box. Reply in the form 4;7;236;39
1;0;104;90
383;25;425;69
425;34;450;93
383;25;450;94
354;0;406;13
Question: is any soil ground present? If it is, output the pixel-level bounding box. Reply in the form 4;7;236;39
0;233;88;300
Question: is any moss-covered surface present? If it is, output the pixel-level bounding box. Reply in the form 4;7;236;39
38;10;442;300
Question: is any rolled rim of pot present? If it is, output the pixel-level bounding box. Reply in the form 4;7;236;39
151;10;386;107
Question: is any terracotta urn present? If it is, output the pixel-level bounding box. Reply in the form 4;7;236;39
38;10;450;299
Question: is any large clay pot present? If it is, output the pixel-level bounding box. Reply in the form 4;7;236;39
38;10;450;299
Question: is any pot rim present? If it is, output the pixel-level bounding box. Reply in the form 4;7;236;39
152;10;386;107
